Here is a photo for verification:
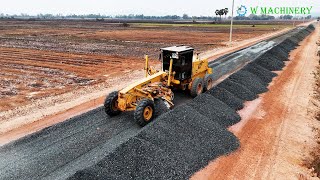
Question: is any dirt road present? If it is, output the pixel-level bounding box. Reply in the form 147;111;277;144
191;24;320;179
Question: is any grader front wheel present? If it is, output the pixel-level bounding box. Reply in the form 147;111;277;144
104;91;121;116
134;99;155;127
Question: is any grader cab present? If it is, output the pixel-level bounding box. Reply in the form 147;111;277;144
104;46;214;126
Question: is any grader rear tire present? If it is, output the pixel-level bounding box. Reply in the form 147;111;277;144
134;99;155;127
190;78;204;97
104;91;121;117
204;74;214;91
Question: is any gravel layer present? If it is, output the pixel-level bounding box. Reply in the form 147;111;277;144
187;93;241;127
0;107;141;180
255;53;285;71
243;62;277;84
270;45;289;61
69;105;239;180
206;86;244;111
278;40;295;52
268;46;289;61
217;79;257;101
228;70;268;94
287;36;300;45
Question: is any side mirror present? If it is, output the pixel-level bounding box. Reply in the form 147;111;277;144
159;53;162;61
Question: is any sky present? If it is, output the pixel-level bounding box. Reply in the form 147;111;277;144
0;0;319;16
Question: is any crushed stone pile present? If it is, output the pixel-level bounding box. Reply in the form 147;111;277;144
217;79;257;101
243;62;277;84
206;86;244;111
187;93;241;127
267;46;289;61
69;105;239;180
228;70;268;94
287;36;301;45
254;53;285;71
278;39;296;52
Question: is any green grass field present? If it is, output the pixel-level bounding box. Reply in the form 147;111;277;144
131;22;292;29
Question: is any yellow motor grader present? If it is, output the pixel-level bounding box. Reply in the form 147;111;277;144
104;46;214;126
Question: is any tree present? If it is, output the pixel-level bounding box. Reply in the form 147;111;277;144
214;8;229;21
283;15;293;20
218;9;224;21
269;15;275;20
215;9;219;21
182;14;189;19
224;8;229;19
248;14;256;19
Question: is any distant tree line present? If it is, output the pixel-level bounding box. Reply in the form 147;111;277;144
278;15;312;20
235;14;276;20
0;13;216;20
0;12;313;21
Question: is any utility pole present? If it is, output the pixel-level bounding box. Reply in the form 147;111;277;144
229;0;235;45
293;16;295;27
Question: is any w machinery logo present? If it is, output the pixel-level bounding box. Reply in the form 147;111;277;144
237;5;247;16
238;5;313;15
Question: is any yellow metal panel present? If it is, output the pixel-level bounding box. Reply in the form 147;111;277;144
167;59;173;86
145;55;149;77
117;97;128;111
119;71;166;94
192;59;209;77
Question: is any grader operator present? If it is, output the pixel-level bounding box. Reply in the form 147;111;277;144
104;46;214;126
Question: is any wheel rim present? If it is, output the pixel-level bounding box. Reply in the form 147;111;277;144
197;83;202;94
207;78;213;90
143;106;153;121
